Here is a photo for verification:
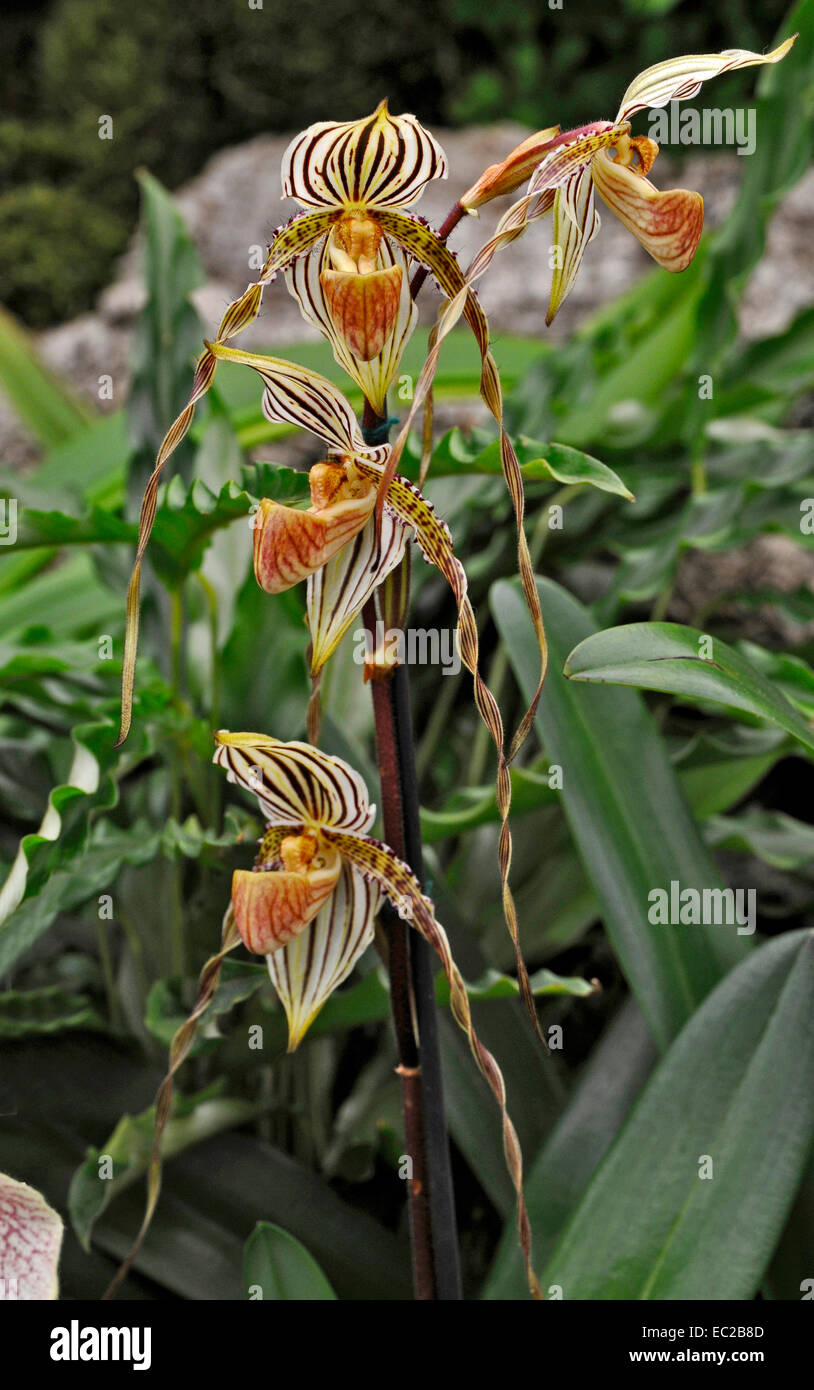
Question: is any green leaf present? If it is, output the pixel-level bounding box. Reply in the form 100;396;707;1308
144;955;594;1062
674;728;789;819
25;411;131;512
540;930;814;1299
565;622;814;756
0;552;122;643
2;1034;410;1300
704;809;814;873
149;462;306;582
0;984;106;1039
244;1222;338;1300
127;170;205;501
492;578;745;1051
8;508;135;551
0;303;95;448
0;717;159;977
144;959;269;1053
483;999;657;1299
421;428;633;497
69;1084;263;1251
421;763;554;842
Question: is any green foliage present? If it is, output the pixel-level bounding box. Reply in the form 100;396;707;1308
0;4;813;1300
540;931;814;1299
243;1223;338;1300
565;621;814;754
0;185;126;328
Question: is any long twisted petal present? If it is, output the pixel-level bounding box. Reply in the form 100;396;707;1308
116;208;337;744
366;222;549;1039
327;829;542;1301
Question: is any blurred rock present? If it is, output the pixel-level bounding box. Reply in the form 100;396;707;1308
3;124;813;482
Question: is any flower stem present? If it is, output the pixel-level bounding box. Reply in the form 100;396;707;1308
361;411;462;1299
364;624;462;1300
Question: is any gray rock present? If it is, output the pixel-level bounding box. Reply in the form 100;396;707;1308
3;122;812;518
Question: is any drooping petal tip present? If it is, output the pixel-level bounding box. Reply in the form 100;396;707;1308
267;859;379;1050
615;35;797;121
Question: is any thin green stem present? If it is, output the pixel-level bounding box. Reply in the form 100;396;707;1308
196;572;221;733
690;443;708;496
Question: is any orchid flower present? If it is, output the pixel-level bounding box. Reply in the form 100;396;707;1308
0;1171;63;1300
278;102;444;415
455;38;796;325
117;102;547;751
212;731;541;1298
117;735;541;1298
206;340;468;675
202;340;544;1031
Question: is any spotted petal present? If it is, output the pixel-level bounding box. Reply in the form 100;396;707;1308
287;236;418;418
213;733;375;834
591;150;703;272
307;504;409;674
546;167;601;325
616;37;797;120
267;858;379;1051
282;101;447;211
0;1173;63;1301
526;121;630;197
